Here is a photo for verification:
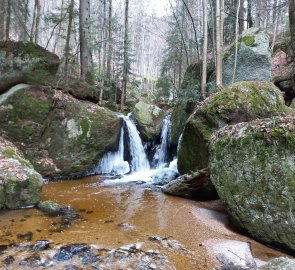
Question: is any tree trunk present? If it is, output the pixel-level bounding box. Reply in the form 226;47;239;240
99;0;108;105
5;0;11;40
64;0;74;83
34;0;41;44
216;0;223;88
201;0;208;99
79;0;94;82
232;0;241;83
238;0;244;34
247;0;253;28
121;0;129;110
106;0;113;82
289;0;295;55
0;0;6;40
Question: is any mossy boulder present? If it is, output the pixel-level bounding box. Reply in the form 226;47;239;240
0;41;60;93
133;101;165;141
0;85;121;177
259;257;295;270
222;28;271;86
209;116;295;252
177;81;293;174
60;79;101;103
38;200;62;216
0;137;43;209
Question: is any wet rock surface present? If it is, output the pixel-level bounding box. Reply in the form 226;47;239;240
0;237;189;270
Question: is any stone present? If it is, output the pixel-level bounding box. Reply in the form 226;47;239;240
259;257;295;270
133;101;165;141
290;98;295;109
177;81;293;174
0;137;43;210
209;116;295;252
212;240;257;269
0;40;60;94
222;28;271;86
0;86;121;178
38;200;61;216
162;169;217;199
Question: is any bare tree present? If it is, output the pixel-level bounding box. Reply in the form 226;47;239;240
216;0;224;88
79;0;93;82
289;0;295;55
121;0;129;110
201;0;208;99
232;0;241;84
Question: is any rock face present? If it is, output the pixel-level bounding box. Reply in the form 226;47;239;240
0;137;43;209
0;85;121;177
222;28;271;86
209;116;295;252
133;101;165;141
177;81;292;174
0;41;60;94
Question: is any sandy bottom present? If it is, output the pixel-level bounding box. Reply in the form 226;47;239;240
0;176;291;269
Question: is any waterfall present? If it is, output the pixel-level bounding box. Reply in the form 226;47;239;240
96;126;130;175
153;115;171;168
123;113;150;172
96;113;149;175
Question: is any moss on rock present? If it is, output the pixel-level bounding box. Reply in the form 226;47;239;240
133;101;165;141
0;86;121;178
177;81;294;174
209;116;295;252
0;137;43;210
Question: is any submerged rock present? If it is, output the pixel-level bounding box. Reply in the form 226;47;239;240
0;137;43;210
133;101;165;141
0;40;60;94
178;81;293;174
151;167;179;186
0;86;121;178
209;116;295;252
38;200;62;216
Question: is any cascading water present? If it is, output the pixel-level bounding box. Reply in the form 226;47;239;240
96;125;130;175
153;115;172;168
123;113;150;172
96;113;149;175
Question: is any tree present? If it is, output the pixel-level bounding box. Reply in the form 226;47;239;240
289;0;295;55
64;0;75;83
216;0;224;88
121;0;129;110
79;0;93;82
201;0;208;99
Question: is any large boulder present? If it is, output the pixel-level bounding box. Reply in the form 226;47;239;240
177;81;293;174
222;28;271;86
133;101;165;141
0;137;43;209
0;85;121;177
0;41;60;94
209;116;295;252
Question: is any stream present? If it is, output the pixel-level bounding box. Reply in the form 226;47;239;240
0;177;289;270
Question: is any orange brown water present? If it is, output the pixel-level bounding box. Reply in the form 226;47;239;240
0;176;290;269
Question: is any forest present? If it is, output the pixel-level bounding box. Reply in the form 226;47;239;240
0;0;295;269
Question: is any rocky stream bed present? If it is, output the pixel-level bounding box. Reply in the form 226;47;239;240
0;177;292;270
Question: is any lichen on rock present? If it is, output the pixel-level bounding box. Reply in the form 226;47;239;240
177;81;293;174
209;116;295;252
0;137;43;210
